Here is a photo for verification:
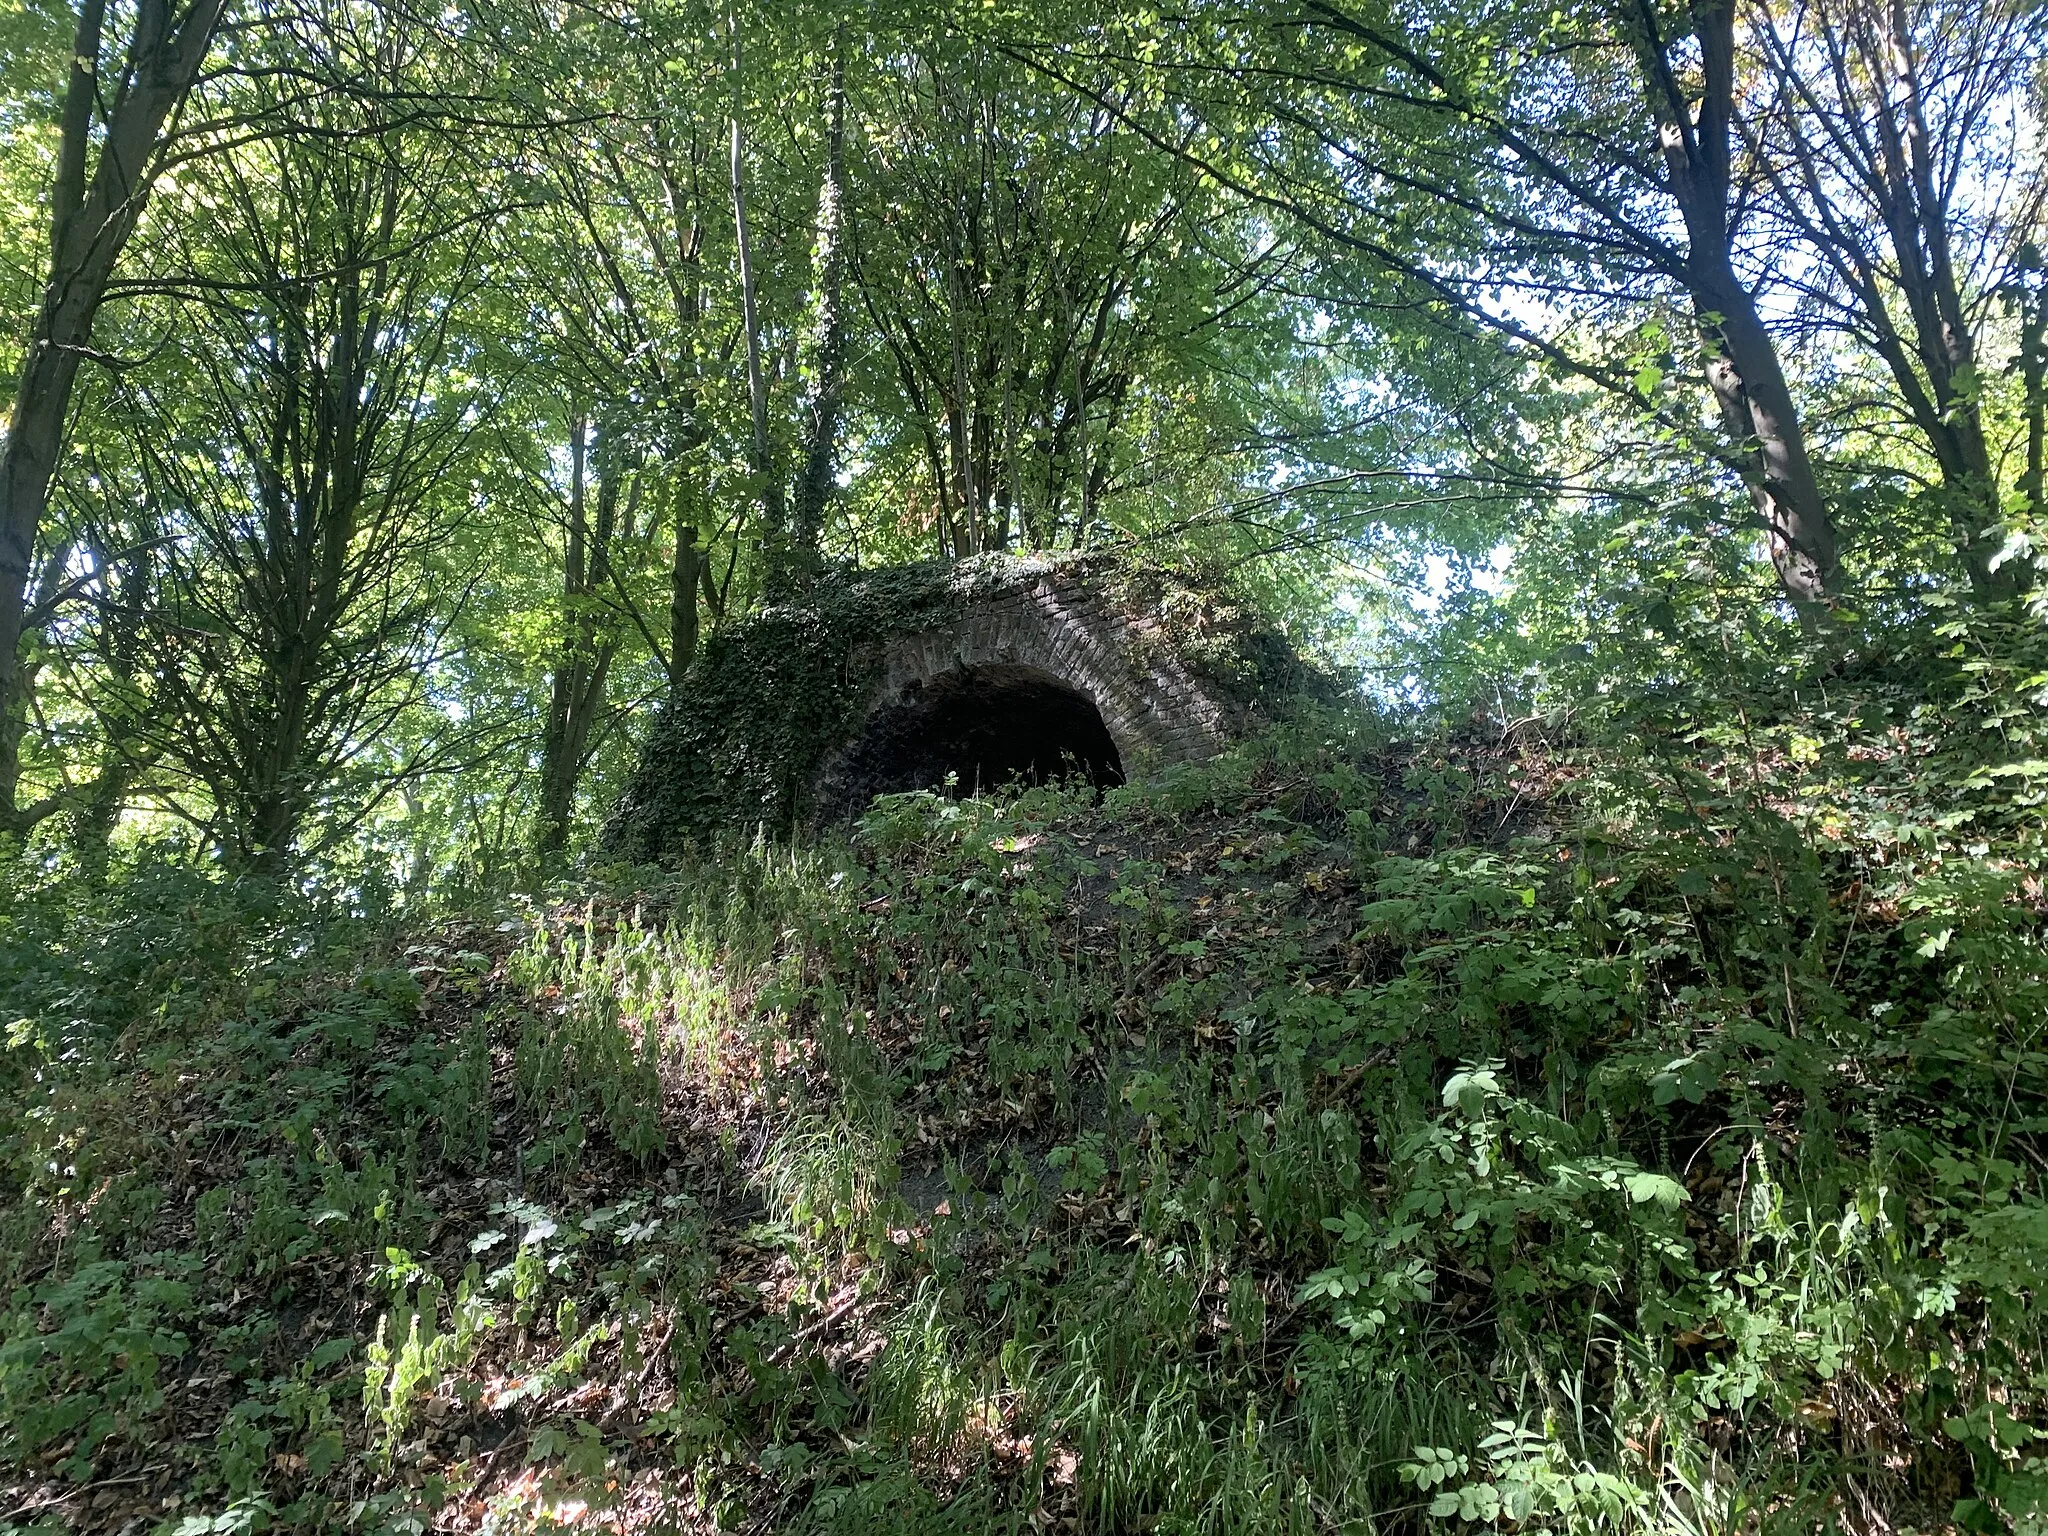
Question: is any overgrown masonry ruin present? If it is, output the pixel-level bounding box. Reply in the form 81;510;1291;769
606;553;1308;863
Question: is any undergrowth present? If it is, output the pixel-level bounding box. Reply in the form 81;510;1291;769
0;619;2045;1534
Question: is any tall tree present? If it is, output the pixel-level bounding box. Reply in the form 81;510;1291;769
2021;245;2048;531
1625;0;1841;604
855;42;1227;557
787;29;851;574
729;10;785;561
511;1;749;701
0;0;226;835
1741;0;2046;596
112;21;490;871
535;419;632;855
1025;0;1857;604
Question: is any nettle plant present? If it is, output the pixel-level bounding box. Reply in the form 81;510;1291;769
0;1258;195;1481
1292;1061;1683;1529
1300;1063;1688;1341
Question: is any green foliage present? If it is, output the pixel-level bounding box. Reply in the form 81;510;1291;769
0;1259;191;1480
361;1259;493;1459
2;657;2047;1528
5;0;2048;1529
509;911;666;1166
1404;1423;1645;1528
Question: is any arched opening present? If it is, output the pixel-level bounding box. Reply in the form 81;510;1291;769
815;664;1125;819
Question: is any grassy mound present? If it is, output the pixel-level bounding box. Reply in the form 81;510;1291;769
2;699;2045;1533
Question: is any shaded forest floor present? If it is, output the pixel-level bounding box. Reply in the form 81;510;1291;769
2;699;2045;1534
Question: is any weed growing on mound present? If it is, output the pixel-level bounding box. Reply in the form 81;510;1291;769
0;682;2044;1533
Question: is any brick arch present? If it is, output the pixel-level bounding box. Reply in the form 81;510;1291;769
813;574;1235;812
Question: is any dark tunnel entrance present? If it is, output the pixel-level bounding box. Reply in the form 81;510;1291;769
816;665;1126;819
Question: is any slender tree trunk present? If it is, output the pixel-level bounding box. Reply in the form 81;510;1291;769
2023;254;2047;531
0;0;226;835
1871;0;2019;596
564;452;619;796
948;274;980;554
244;531;319;875
1651;0;1839;606
1691;264;1841;604
400;786;432;906
241;294;346;875
670;514;703;686
0;405;70;835
537;418;590;856
789;32;851;575
1746;0;2017;597
71;541;150;873
70;759;130;876
729;15;783;561
537;421;624;856
1073;299;1093;544
246;548;318;876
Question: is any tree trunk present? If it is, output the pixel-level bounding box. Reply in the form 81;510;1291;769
671;518;704;686
247;789;305;878
537;420;623;857
0;0;226;835
1873;0;2020;596
69;540;151;873
2023;251;2047;532
68;749;131;877
729;14;784;562
1692;266;1841;604
1649;0;1839;606
537;418;591;856
788;32;851;575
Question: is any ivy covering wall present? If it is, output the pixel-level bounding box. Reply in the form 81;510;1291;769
603;552;1317;864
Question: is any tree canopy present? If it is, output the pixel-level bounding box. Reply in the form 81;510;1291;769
0;0;2031;869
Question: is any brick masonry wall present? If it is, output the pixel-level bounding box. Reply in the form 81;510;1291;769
831;572;1238;782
